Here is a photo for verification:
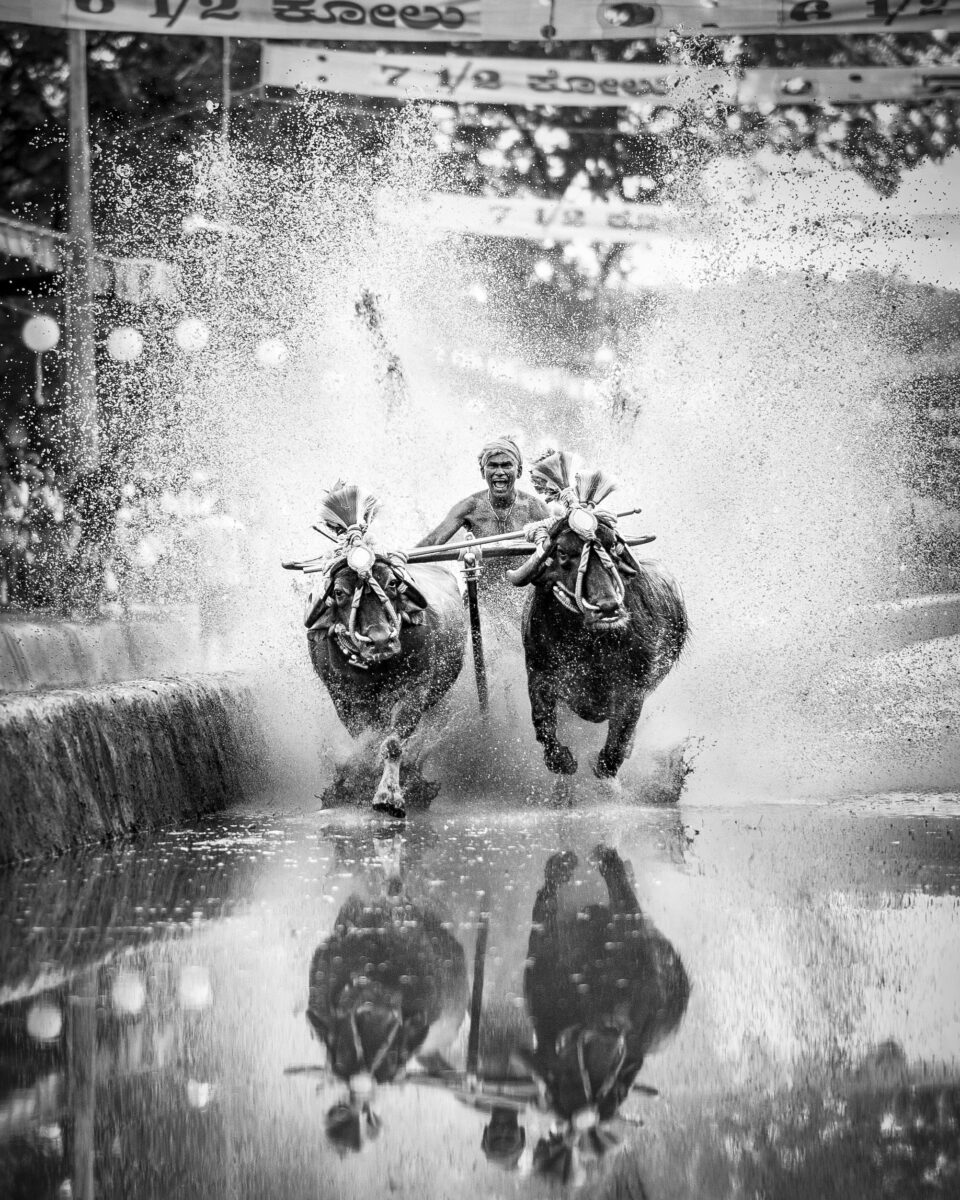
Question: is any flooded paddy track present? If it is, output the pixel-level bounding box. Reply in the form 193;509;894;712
0;794;957;1198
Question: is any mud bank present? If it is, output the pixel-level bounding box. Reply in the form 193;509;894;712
0;608;202;692
0;675;267;864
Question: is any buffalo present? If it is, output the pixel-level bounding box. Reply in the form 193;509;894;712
306;865;468;1152
506;454;687;781
521;844;690;1183
304;485;466;816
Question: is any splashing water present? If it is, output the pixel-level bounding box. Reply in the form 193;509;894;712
119;107;945;803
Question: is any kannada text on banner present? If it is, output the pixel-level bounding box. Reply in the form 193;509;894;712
374;192;960;244
263;48;960;108
3;0;960;39
262;49;733;107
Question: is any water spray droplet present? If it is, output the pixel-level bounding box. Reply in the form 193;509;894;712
254;337;289;368
106;326;144;362
174;317;210;354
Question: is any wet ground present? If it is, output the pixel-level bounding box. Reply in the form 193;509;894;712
1;790;958;1199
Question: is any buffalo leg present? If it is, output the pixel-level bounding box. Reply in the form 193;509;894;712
529;673;577;775
591;845;640;912
371;690;438;816
372;734;405;817
594;694;644;779
530;851;578;939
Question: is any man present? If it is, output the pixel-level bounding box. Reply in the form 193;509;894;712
418;436;549;562
417;436;551;612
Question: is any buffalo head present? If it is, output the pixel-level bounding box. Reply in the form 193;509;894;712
307;980;415;1084
308;551;429;666
507;511;636;631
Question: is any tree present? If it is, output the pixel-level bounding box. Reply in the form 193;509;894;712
0;25;259;238
417;33;960;203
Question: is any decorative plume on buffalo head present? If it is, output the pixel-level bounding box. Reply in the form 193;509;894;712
314;482;382;544
527;451;617;517
303;483;429;664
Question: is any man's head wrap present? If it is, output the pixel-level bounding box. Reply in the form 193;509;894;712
478;436;523;476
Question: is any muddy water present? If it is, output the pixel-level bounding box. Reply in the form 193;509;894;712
1;794;958;1200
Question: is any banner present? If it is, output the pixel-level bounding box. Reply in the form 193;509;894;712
264;49;960;109
376;192;682;243
0;215;64;273
435;345;600;404
375;191;960;244
262;47;732;107
5;0;960;41
739;66;960;105
0;213;181;302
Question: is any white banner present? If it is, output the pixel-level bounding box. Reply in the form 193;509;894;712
4;0;960;40
377;191;960;244
263;48;732;106
265;49;960;108
0;213;181;302
377;192;682;243
739;65;960;105
0;215;65;273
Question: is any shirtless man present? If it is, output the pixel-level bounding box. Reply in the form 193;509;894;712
417;436;550;605
418;436;549;546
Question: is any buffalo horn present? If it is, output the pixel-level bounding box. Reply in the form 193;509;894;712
506;541;552;586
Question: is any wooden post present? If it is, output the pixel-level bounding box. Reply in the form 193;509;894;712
66;28;99;471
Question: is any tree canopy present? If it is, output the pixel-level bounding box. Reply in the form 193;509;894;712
0;25;958;237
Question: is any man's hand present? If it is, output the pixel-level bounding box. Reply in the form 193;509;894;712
523;520;551;545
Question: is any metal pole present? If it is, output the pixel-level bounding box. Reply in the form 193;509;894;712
462;548;488;714
66;28;99;471
466;902;489;1078
68;967;98;1200
221;36;231;144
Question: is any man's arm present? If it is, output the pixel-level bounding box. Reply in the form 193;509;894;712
416;496;475;547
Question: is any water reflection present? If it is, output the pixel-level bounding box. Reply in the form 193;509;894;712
303;832;468;1152
307;834;692;1191
0;804;958;1197
520;845;690;1185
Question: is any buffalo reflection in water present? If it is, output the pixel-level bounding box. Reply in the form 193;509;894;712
518;845;691;1184
305;852;468;1152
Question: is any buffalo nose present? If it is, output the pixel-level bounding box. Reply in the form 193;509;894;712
370;628;401;650
598;599;620;616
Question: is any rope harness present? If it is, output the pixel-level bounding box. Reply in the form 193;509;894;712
345;999;403;1078
546;504;626;619
323;529;411;669
569;1027;627;1110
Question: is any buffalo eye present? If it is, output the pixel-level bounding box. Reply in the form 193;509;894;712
333;586;350;603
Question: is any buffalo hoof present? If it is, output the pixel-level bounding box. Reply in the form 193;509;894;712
545;745;577;775
372;800;406;820
590;750;619;780
372;783;406;820
589;844;623;877
544;849;578;886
